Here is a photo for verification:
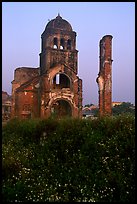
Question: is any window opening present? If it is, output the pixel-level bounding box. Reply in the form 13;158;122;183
60;38;65;49
53;37;58;49
52;73;70;89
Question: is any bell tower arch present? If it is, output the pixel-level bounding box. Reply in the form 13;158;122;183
39;14;78;75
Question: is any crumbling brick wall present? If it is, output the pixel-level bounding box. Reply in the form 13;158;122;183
96;35;113;117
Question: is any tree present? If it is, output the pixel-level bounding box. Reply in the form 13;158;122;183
112;102;135;116
84;103;94;107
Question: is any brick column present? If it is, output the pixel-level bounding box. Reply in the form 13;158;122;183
97;35;113;117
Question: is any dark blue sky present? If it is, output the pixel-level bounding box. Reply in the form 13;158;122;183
2;2;135;105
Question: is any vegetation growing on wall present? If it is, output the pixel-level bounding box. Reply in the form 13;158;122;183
2;115;135;202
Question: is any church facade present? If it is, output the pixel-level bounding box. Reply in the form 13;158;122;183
11;14;83;119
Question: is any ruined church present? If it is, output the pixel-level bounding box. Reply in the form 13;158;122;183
11;14;82;119
11;14;112;119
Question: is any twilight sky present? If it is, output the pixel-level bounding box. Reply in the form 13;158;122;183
2;2;135;105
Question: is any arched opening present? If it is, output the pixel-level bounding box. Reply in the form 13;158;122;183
60;38;65;49
53;37;58;49
67;39;71;50
51;99;72;118
52;73;71;89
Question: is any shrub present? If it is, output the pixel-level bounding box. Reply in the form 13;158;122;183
2;115;135;202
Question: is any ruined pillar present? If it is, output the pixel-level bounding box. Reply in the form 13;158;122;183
96;35;113;117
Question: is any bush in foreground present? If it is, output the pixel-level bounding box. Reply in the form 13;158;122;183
2;115;135;202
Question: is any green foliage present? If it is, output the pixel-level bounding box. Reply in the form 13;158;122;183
2;115;135;202
84;103;94;107
92;108;99;117
112;102;135;116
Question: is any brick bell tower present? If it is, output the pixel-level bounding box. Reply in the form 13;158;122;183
96;35;113;117
39;14;82;118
